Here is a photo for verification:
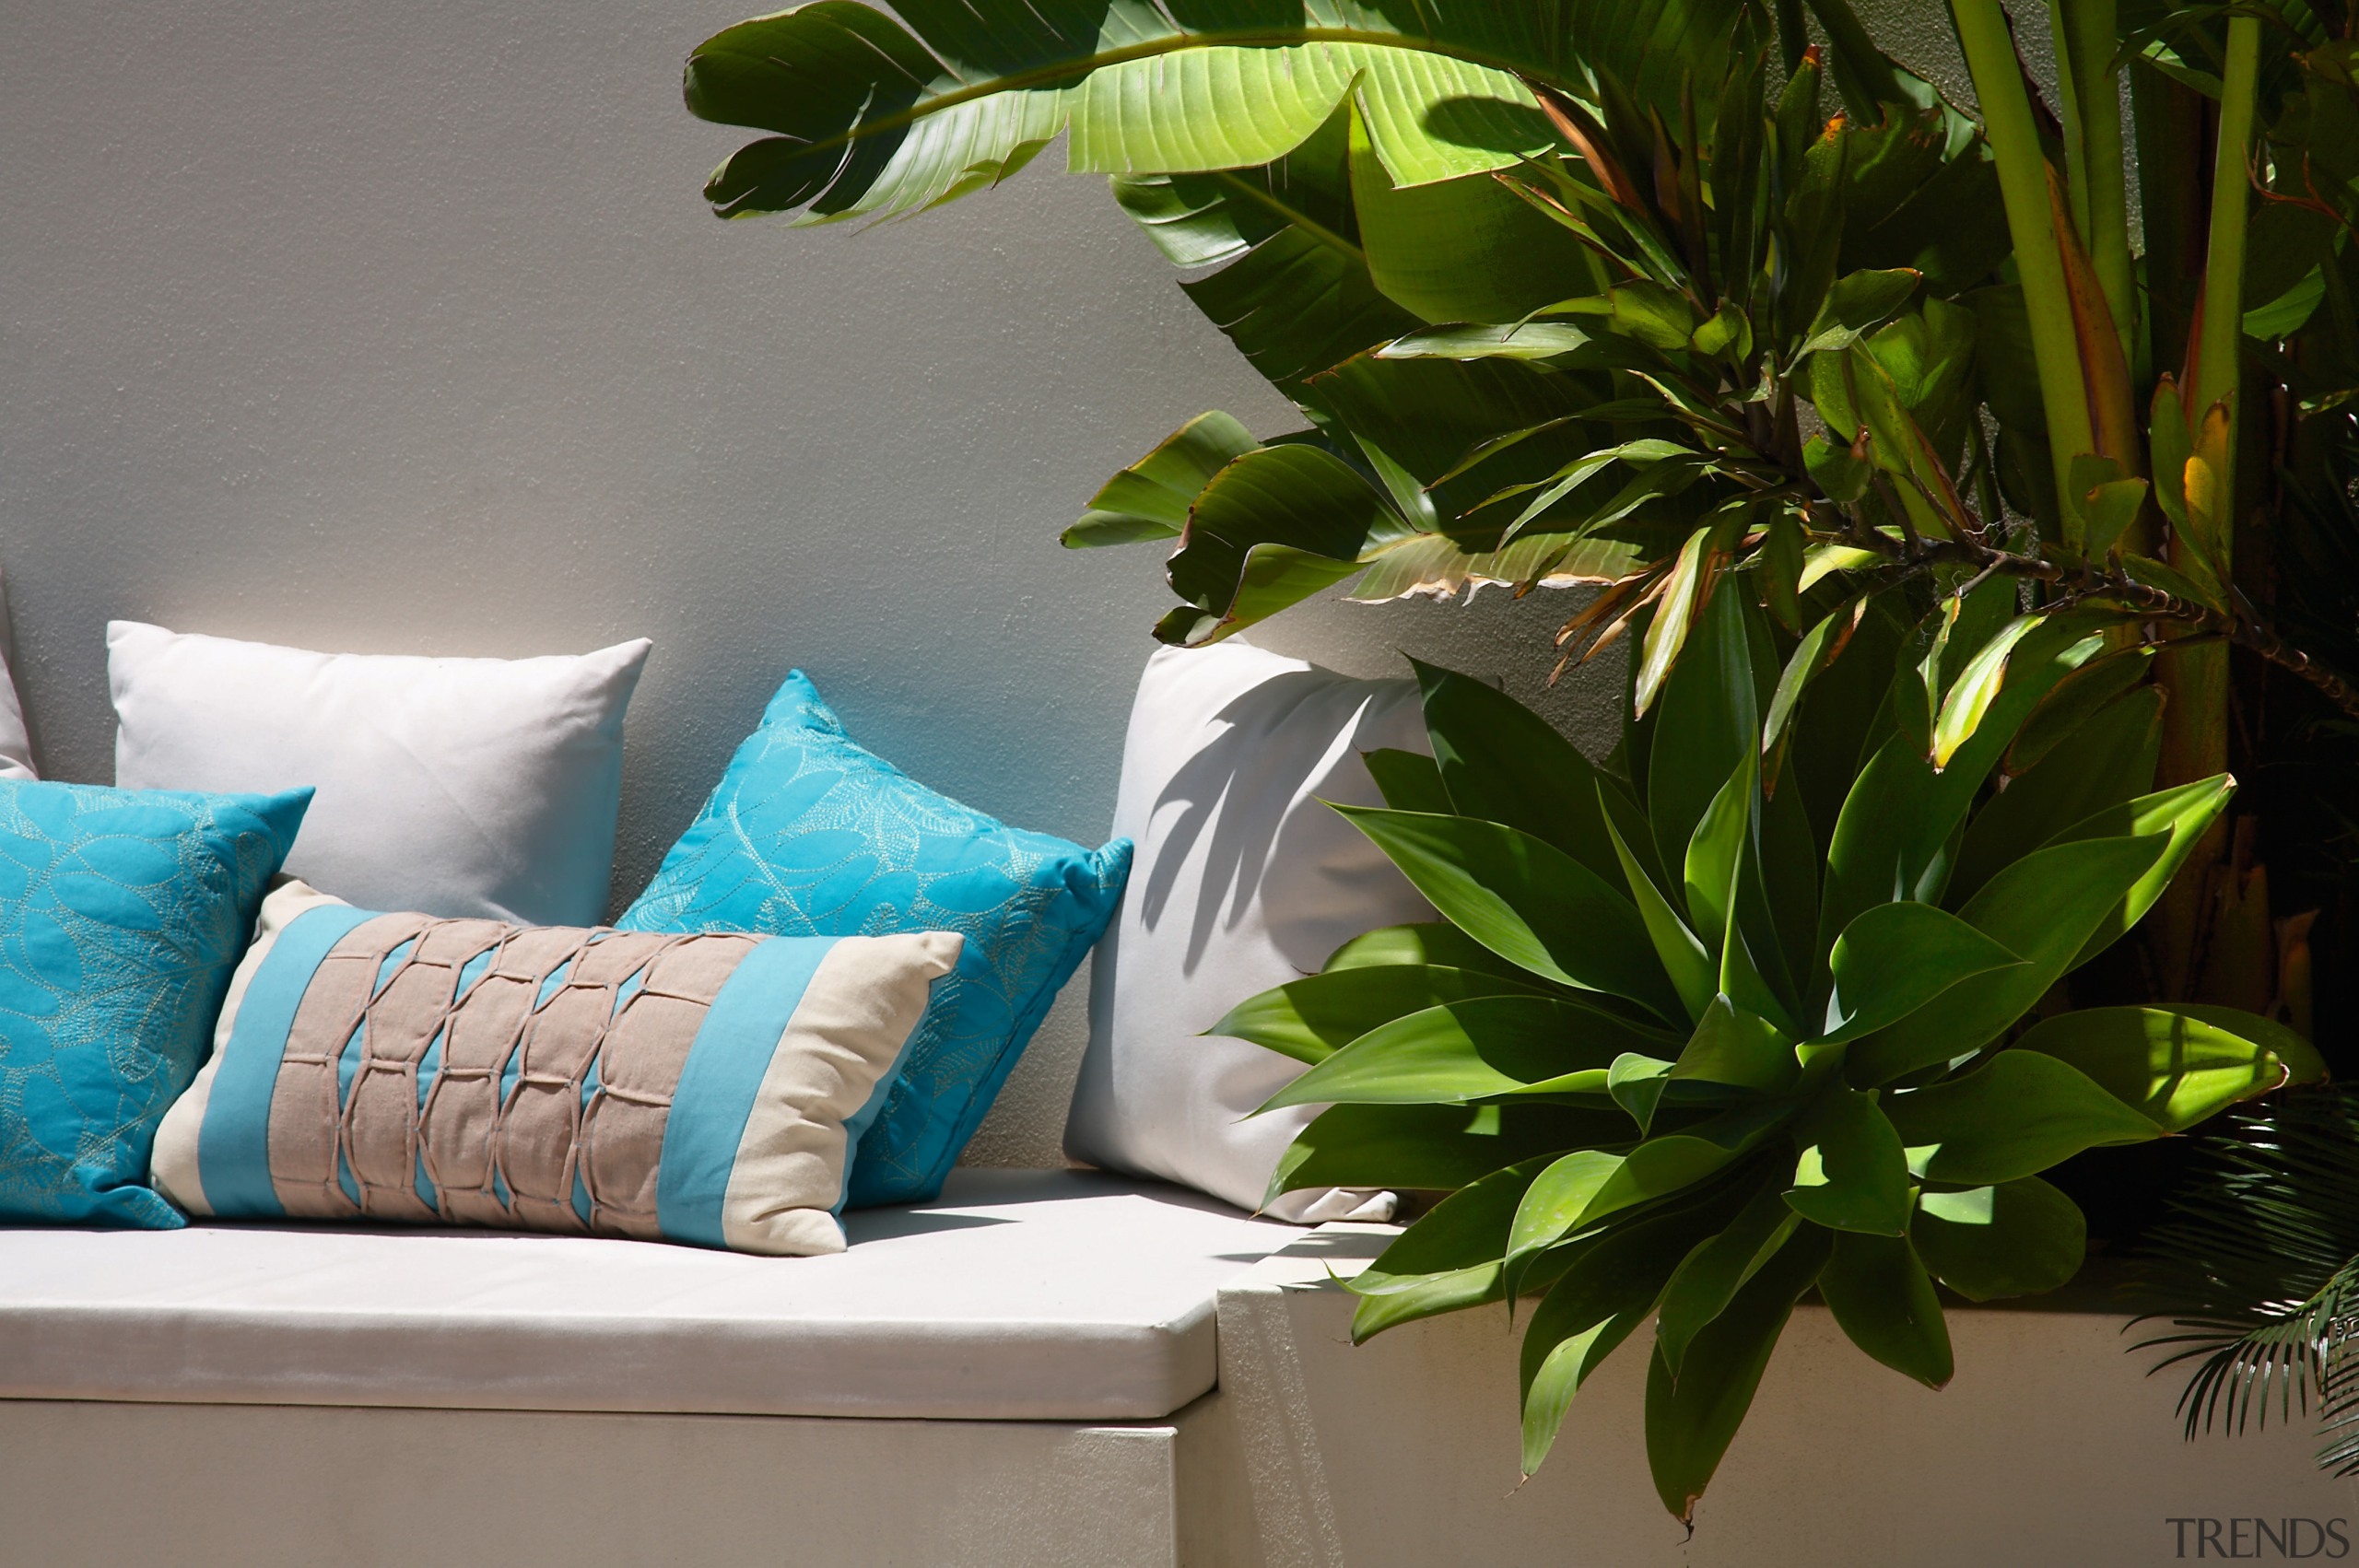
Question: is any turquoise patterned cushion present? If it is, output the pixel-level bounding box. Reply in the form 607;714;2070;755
0;778;310;1227
617;673;1129;1204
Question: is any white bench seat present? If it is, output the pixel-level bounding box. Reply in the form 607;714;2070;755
0;1168;1297;1422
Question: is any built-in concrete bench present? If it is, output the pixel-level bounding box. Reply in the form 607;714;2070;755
6;1176;2354;1566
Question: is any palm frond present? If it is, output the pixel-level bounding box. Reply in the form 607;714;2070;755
2131;1085;2359;1471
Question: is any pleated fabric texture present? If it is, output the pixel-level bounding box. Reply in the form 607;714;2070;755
151;881;959;1256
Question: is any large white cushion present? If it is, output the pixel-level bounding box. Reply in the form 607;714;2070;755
108;622;650;925
0;568;34;780
1067;641;1433;1221
0;1169;1295;1421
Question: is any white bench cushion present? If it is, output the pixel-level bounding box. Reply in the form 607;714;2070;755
0;1170;1295;1422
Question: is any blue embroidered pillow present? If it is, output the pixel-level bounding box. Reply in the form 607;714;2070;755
0;778;310;1227
617;672;1130;1204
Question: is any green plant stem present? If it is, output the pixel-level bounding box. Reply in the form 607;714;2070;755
2056;0;2137;357
2192;13;2262;507
1952;0;2097;537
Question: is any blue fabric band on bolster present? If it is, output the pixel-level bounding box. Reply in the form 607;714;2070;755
196;903;375;1216
654;934;836;1248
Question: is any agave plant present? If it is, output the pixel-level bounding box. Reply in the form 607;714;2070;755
1211;579;2318;1519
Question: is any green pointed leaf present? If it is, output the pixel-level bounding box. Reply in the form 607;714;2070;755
1929;614;2045;769
1269;1101;1629;1203
1819;902;2025;1046
1800;268;1923;355
1334;806;1679;1019
1655;1185;1802;1375
1259;995;1669;1111
1950;685;2163;908
1849;834;2169;1085
1884;1051;2160;1185
1347;111;1602;325
1784;1089;1912;1235
1672;997;1799;1096
1064;411;1260;547
1819;619;2107;960
1520;1195;1743;1476
1608;1052;1676;1131
2046;777;2237;966
1322;921;1535;977
1817;1231;1954;1388
1210;963;1550;1067
1411;658;1626;886
1160;443;1416;645
1508;1110;1781;1282
1348;1155;1551;1341
1909;1177;2086;1301
2006;645;2155;775
1645;1223;1832;1523
1362;748;1453;814
1684;755;1755;944
2012;1006;2313;1131
1636;527;1715;720
1762;595;1866;784
1602;794;1716;1024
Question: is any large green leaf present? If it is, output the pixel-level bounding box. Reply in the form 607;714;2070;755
1268;1100;1628;1201
1909;1176;2085;1301
1522;1196;1743;1474
2045;777;2237;966
1784;1088;1912;1235
1654;1184;1803;1375
1412;658;1626;885
1208;963;1550;1066
1348;111;1604;323
1063;411;1262;546
1335;806;1680;1019
1259;995;1672;1109
1347;1154;1550;1341
1883;1051;2160;1185
1645;1223;1833;1524
2011;1006;2317;1131
1817;618;2105;955
1507;1111;1780;1281
1322;920;1537;977
1816;1231;1954;1388
1848;834;2169;1085
1158;442;1417;645
1817;901;2025;1046
1947;685;2165;907
1362;748;1454;814
1108;103;1418;394
1602;796;1717;1024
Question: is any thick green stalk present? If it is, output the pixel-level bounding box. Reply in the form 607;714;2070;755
2190;14;2260;488
2057;0;2137;357
2154;15;2262;1000
1952;0;2096;535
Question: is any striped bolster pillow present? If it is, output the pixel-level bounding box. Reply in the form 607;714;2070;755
150;880;960;1255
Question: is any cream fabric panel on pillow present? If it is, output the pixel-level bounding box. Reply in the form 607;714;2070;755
151;880;959;1256
1068;641;1434;1222
0;568;35;779
108;622;649;925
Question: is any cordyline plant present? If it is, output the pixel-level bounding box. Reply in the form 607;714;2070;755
679;0;2359;1518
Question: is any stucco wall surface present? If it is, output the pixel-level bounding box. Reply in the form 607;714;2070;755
0;2;1958;1165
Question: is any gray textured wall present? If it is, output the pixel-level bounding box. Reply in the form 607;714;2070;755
0;2;1966;1166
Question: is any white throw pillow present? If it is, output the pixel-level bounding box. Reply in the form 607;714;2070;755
1067;640;1433;1222
109;623;650;926
0;568;36;780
